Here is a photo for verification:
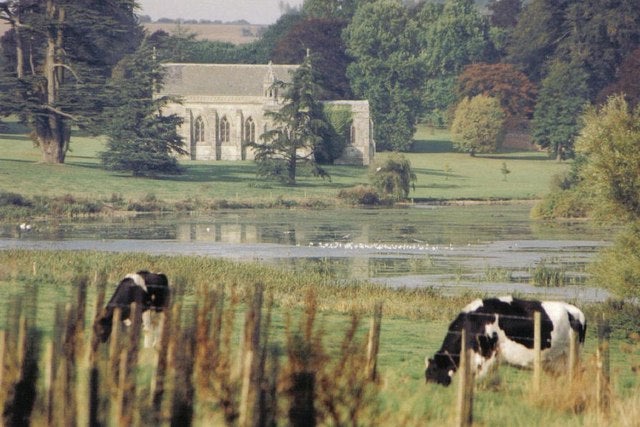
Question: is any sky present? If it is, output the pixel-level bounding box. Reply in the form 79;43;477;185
137;0;305;25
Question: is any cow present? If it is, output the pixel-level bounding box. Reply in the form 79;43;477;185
425;296;586;386
94;270;170;346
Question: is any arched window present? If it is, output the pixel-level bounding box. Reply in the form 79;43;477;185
194;116;205;142
349;124;356;145
245;117;255;143
220;117;230;142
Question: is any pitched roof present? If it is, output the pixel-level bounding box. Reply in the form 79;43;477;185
160;63;299;97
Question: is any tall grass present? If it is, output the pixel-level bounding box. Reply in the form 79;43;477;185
1;250;640;425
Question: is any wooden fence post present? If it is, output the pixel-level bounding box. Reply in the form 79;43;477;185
455;329;474;427
597;316;610;422
532;311;542;393
239;283;265;427
0;330;5;412
365;301;383;382
568;327;579;383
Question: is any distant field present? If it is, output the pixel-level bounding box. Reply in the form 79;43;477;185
0;21;263;45
143;22;264;44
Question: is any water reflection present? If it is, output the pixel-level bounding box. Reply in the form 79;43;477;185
1;204;614;301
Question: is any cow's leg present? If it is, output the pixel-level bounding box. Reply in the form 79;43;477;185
142;310;153;348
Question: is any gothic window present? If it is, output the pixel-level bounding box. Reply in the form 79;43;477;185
220;117;230;142
194;116;205;142
245;117;256;143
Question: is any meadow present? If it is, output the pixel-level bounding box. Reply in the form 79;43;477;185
0;120;569;208
3;120;637;425
0;250;640;426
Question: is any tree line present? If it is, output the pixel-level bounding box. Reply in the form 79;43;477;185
1;0;639;169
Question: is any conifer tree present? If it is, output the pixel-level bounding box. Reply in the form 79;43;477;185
100;42;186;177
0;0;143;164
249;56;329;185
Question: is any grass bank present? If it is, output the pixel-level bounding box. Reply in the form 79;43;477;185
0;120;570;217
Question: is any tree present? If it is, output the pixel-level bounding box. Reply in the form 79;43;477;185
450;95;505;155
302;0;358;20
456;62;537;119
0;0;143;164
272;18;352;100
575;96;640;221
99;42;186;177
249;57;329;185
597;47;640;109
344;0;424;151
558;0;640;100
488;0;522;29
575;96;640;298
415;0;492;126
369;154;416;200
531;61;589;160
506;0;572;83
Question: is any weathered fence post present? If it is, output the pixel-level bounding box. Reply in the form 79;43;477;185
532;311;542;393
0;329;5;411
597;316;610;422
365;301;383;382
455;328;474;427
239;283;265;427
568;327;579;383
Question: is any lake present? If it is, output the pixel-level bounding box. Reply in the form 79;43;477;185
1;202;613;302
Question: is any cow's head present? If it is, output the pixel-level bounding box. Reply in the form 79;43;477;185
425;352;457;386
137;270;170;310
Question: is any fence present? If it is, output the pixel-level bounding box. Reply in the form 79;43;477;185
0;276;384;426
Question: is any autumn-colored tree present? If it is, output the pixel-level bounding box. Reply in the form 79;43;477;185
450;95;506;155
456;62;537;119
597;47;640;109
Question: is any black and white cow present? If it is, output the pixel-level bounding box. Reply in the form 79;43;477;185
425;296;586;386
94;270;170;344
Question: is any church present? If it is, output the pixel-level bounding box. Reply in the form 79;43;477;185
158;62;375;165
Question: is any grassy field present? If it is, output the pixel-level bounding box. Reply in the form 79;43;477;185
0;250;638;425
0;120;569;206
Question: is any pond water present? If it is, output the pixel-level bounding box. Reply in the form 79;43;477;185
0;203;614;302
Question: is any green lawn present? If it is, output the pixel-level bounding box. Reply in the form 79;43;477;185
0;120;569;203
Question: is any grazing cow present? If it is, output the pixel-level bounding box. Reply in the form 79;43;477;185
94;270;170;345
425;296;586;386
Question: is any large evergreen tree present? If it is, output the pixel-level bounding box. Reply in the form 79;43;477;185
0;0;143;164
249;56;330;184
531;61;589;160
99;42;186;177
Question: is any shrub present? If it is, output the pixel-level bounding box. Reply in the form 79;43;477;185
450;95;506;155
337;185;380;205
0;192;32;207
368;155;416;201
